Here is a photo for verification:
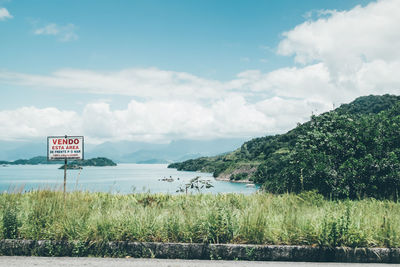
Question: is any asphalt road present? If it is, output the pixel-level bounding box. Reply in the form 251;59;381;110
0;257;398;267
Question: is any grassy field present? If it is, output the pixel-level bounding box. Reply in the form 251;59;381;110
1;190;400;248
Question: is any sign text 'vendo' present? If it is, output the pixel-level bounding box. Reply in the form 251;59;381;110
47;136;84;160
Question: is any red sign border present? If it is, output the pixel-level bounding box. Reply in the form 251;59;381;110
47;136;84;161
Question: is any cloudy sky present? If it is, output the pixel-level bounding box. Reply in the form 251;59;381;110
0;0;399;144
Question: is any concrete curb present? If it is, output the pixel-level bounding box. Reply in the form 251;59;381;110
1;239;399;263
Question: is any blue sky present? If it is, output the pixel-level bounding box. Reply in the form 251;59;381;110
1;0;399;144
2;1;372;78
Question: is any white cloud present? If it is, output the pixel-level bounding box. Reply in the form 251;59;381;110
0;7;12;21
0;68;226;101
231;63;343;104
1;0;400;143
34;23;59;35
80;96;280;143
0;107;80;141
0;97;300;143
274;0;400;105
34;23;78;42
278;0;400;79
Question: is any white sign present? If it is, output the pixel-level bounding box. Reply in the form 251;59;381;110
47;136;84;161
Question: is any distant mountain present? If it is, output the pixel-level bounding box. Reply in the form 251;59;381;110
136;159;169;164
0;138;247;163
0;141;47;161
84;141;165;162
85;138;247;163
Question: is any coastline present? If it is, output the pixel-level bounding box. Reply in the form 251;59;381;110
215;174;252;184
214;167;258;184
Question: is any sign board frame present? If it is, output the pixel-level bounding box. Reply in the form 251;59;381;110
47;136;85;161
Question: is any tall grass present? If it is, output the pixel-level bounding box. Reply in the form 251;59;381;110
1;190;399;247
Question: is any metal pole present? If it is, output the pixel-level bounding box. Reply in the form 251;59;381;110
64;158;67;196
64;135;67;199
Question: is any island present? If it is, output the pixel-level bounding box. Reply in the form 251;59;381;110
0;156;117;169
0;156;62;165
58;157;117;169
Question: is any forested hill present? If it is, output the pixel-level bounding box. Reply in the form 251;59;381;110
336;94;400;115
169;94;400;200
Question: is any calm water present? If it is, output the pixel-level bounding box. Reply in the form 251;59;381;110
0;164;258;194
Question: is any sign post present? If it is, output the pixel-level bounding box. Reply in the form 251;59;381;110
64;143;67;196
47;135;84;197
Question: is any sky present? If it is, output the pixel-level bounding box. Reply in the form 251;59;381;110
0;0;399;144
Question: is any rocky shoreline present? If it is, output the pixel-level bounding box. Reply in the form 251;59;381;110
215;166;258;184
215;175;252;184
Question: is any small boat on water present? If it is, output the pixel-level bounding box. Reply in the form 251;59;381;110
159;176;174;182
246;184;255;188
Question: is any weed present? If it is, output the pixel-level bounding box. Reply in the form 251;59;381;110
2;197;20;239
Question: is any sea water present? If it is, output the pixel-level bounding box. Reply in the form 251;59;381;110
0;164;258;194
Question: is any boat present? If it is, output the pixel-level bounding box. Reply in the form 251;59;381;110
160;176;174;182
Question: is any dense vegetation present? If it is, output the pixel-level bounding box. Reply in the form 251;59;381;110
336;94;400;115
1;191;400;247
169;95;400;200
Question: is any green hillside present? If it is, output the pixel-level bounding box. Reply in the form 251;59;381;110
169;94;400;200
